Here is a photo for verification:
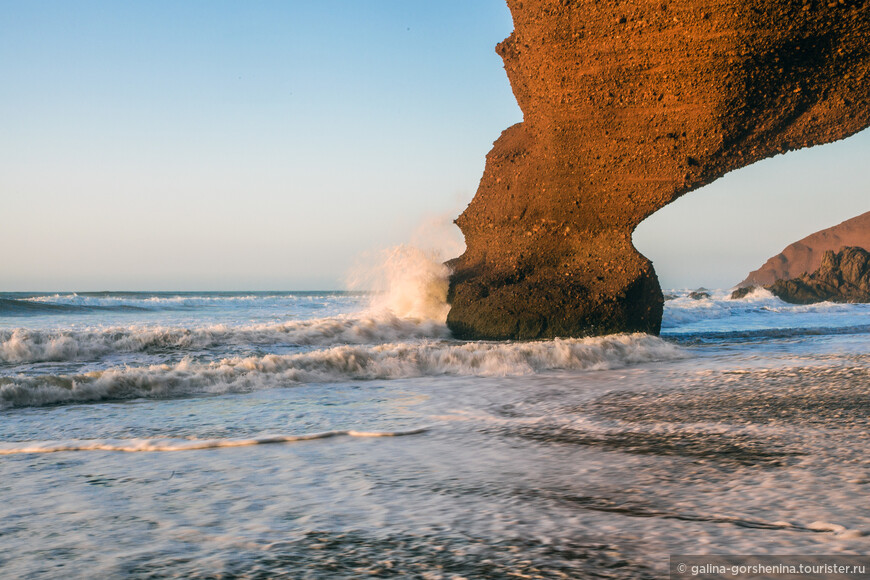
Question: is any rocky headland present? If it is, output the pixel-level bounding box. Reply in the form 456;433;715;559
738;210;870;287
446;0;870;340
764;246;870;303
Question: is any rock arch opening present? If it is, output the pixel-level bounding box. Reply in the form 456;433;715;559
446;0;870;340
632;128;870;291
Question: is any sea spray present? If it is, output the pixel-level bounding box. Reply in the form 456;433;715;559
1;220;463;365
347;213;463;322
360;245;452;322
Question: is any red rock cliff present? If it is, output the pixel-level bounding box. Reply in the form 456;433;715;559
447;0;870;340
739;210;870;287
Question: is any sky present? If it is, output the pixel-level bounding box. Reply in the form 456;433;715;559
1;1;868;291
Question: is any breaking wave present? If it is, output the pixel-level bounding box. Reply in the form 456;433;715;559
1;244;459;365
662;288;870;334
0;314;450;364
0;296;148;315
0;334;684;409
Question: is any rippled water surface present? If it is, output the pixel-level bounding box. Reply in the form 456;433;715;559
2;289;869;578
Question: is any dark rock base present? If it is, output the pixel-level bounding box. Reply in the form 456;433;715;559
447;248;662;340
767;247;870;304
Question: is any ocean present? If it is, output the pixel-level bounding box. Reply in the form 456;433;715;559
2;274;870;577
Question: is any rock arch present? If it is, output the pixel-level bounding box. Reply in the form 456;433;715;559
447;0;870;339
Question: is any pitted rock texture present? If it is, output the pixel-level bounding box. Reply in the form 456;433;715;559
767;246;870;303
447;0;870;340
738;210;870;287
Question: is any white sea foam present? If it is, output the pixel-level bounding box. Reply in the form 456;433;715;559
0;427;428;455
662;288;780;327
20;293;327;309
0;240;461;365
663;296;735;327
0;314;450;364
728;286;778;302
662;288;870;333
0;334;685;408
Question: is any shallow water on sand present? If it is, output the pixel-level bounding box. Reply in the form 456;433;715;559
1;289;869;578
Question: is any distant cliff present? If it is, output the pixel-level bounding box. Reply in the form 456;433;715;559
738;211;870;287
447;0;870;340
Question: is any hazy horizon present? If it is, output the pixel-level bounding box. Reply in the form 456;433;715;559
3;1;868;292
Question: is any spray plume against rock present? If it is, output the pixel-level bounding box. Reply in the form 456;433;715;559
447;0;870;340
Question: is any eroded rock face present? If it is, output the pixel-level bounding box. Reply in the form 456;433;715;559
447;0;870;340
738;211;870;287
767;246;870;303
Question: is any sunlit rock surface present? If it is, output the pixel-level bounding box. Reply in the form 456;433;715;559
739;211;870;287
447;0;870;340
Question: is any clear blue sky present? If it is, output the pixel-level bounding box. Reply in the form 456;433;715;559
2;1;868;290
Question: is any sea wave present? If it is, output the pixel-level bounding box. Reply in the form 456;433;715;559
0;427;428;454
2;292;352;313
667;324;870;345
0;314;450;364
661;288;778;328
0;297;149;316
662;288;870;331
0;334;685;408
